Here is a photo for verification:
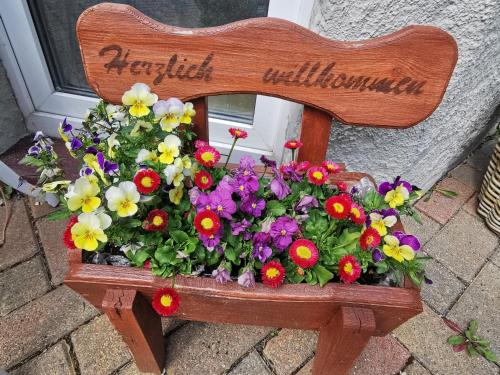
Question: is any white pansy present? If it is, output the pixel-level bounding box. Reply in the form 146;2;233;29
105;181;140;217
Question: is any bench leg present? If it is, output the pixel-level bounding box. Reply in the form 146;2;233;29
102;289;165;374
312;306;376;375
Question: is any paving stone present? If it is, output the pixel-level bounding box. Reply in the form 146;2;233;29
402;360;432;375
228;350;272;375
36;217;70;285
416;177;474;225
71;314;131;375
490;246;500;267
161;317;187;335
463;194;480;217
28;196;57;219
11;341;76;375
116;361;157;375
0;256;50;316
0;199;38;271
424;210;499;282
401;211;441;246
295;359;313;375
447;262;500;354
165;322;270;375
263;329;318;375
466;140;497;172
420;258;465;315
449;164;485;191
394;304;498;375
0;286;98;369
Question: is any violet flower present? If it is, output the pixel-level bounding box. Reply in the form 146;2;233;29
240;195;266;217
372;249;384;262
269;216;298;250
209;190;237;220
295;195;319;213
70;137;83;151
260;155;277;168
200;229;222;250
61;118;72;132
232;175;259;198
378;176;413;195
392;231;421;251
270;169;291;200
79;167;94;176
281;163;301;182
85;146;98;155
238;270;256;288
96;152;118;174
212;267;231;284
252;243;272;263
28;145;40;156
231;219;251;235
189;187;202;206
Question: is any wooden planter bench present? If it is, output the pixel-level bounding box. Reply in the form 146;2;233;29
65;3;457;374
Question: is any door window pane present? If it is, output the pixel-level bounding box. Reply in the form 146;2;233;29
28;0;269;123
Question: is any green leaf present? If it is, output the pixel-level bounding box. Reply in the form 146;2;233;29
124;219;142;228
375;261;389;274
482;350;498;363
411;210;423;225
133;249;150;264
474;339;490;346
437;189;458;198
46;209;71;221
468;320;478;335
447;335;466;345
363;189;384;211
170;230;189;244
467;345;478;357
266;200;286;216
314;265;334;287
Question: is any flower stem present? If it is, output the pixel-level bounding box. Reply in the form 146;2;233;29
224;138;237;170
260;166;268;179
291;149;295;161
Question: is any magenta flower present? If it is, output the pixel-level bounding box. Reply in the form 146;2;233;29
231;219;251;235
232;175;259;198
212;267;231;284
238;270;256;288
392;231;421;251
252;243;272;263
378;176;413;195
260;155;277;168
200;229;223;250
295;195;319;213
270;169;291;200
209;190;236;219
240;195;266;217
269;216;299;250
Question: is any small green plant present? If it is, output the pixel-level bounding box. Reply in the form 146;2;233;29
443;317;498;364
423;187;457;202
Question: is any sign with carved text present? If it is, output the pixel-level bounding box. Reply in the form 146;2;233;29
77;3;457;128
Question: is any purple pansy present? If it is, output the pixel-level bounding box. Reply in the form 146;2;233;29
378;176;412;195
200;229;223;250
212;267;231;284
92;136;100;144
209;190;236;220
79;167;93;176
232;175;259;198
96;152;119;174
392;231;421;251
372;249;384;262
61;118;72;132
70;137;83;151
238;270;256;288
85;146;98;155
260;155;277;168
270;170;291;200
269;216;298;250
281;163;302;182
252;243;272;263
295;195;319;213
28;145;40;156
231;219;251;235
240;195;266;217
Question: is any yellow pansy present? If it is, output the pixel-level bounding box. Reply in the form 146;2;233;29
180;102;196;124
107;133;120;159
158;134;181;164
384;185;409;208
83;154;109;185
66;177;101;213
369;212;397;236
169;183;184;205
163;158;184;187
153;98;183;132
122;83;158;117
42;180;71;192
135;149;159;164
71;212;111;251
105;181;140;217
382;235;415;262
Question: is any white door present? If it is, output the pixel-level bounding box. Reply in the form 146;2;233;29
0;0;313;163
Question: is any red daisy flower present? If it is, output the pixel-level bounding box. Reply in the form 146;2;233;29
195;146;221;168
296;161;310;174
144;209;168;232
349;203;366;225
143;260;151;269
338;255;361;284
324;195;352;219
359;227;381;250
152;288;180;316
261;260;285;288
194;210;221;236
289;239;319;269
307;166;329;185
194;170;213;190
63;216;78;249
229;128;248;139
335;181;348;192
195;140;209;149
133;169;161;194
284;139;303;150
322;160;343;174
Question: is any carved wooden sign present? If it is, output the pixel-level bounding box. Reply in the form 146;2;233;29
77;3;457;128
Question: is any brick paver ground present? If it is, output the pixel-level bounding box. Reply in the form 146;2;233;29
0;141;499;375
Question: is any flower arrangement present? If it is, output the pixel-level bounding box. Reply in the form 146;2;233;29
22;83;428;317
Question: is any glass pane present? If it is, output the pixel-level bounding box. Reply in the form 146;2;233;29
28;0;269;123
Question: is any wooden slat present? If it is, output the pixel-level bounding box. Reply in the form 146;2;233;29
191;97;209;141
77;3;457;128
298;106;333;163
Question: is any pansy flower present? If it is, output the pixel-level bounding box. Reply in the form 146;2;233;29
208;190;237;220
369;211;397;236
261;260;285;288
169;183;184;205
133;169;160;194
63;216;78;249
105;181;140;217
122;83;158;117
359;227;381;250
143;209;168;231
163;158;185;187
382;235;416;262
194;170;213;190
269;216;298;250
135;149;159;164
392;231;421;252
229;128;248;139
212;266;231;284
195;145;221;168
349;203;366;224
181;102;196;124
71;212;111;251
158;134;181;164
307;166;328;185
66;176;101;213
289;239;319;269
240;195;266;217
338;255;361;284
152;288;180;316
238;270;256;288
153;98;183;132
378;177;412;208
324;195;352;219
284;139;303;149
322;160;342;174
194;210;221;236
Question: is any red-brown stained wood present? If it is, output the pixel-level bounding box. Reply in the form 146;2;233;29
102;289;165;374
298;106;333;164
77;3;457;128
191;97;209;141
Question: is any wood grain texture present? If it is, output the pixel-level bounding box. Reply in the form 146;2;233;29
102;289;165;374
298;106;333;164
313;307;376;375
77;3;457;128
